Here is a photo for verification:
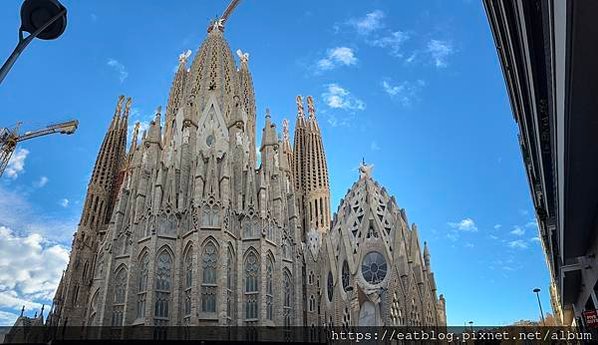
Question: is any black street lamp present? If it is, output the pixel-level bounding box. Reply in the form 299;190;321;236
0;0;67;85
468;320;474;332
533;288;546;326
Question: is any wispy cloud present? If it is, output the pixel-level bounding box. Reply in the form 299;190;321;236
349;10;385;35
530;237;541;243
510;226;525;236
34;176;48;188
371;31;410;57
322;84;365;112
381;79;425;106
4;148;29;179
426;39;453;68
370;141;380;151
59;198;69;208
448;218;478;232
107;58;128;82
0;185;77;244
493;224;502;230
508;239;528;249
316;47;357;72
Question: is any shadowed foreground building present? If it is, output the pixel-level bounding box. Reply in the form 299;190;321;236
7;13;446;340
485;0;598;327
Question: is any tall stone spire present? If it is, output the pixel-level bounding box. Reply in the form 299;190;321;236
304;96;331;232
293;95;331;234
237;49;257;163
51;95;130;326
164;50;190;144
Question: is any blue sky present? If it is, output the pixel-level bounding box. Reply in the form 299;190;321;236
0;0;550;326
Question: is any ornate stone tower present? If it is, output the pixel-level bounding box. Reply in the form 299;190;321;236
292;95;331;235
50;96;131;326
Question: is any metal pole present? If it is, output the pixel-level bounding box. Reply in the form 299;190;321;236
535;289;546;325
0;8;66;85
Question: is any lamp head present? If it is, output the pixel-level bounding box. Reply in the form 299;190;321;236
20;0;67;40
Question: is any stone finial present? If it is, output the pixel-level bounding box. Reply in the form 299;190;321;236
236;49;250;64
265;108;271;119
114;95;126;117
359;158;374;179
282;119;290;142
123;97;133;118
296;95;304;118
306;95;316;118
20;305;24;317
179;49;192;65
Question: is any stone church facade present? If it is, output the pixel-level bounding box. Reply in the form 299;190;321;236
31;19;446;330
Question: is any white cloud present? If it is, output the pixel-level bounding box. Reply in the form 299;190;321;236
465;243;474;248
371;31;410;57
34;176;48;188
0;185;77;244
381;79;425;106
448;218;478;232
349;10;385;35
427;39;453;68
322;84;365;112
510;226;525;236
489;235;499;240
446;232;459;242
525;220;538;229
508;239;528;249
0;310;19;326
370;141;380;151
317;47;357;71
107;58;128;82
4;148;29;179
530;237;541;243
493;224;502;230
59;198;69;208
0;226;69;319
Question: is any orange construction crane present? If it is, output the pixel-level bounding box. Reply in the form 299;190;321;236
0;120;78;177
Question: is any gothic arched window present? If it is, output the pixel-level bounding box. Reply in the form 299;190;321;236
201;242;217;313
283;271;293;327
183;246;193;318
342;260;350;291
226;247;235;323
112;268;127;326
282;236;291;260
327;271;334;302
137;253;149;319
155;250;172;322
266;257;274;321
244;252;259;320
308;295;315;312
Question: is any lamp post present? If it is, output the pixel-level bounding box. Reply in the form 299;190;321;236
0;0;68;85
468;321;474;332
533;288;546;326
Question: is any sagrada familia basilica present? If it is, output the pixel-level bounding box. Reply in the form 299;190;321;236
9;9;446;336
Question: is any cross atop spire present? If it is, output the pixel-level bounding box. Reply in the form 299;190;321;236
359;158;374;179
207;0;243;33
